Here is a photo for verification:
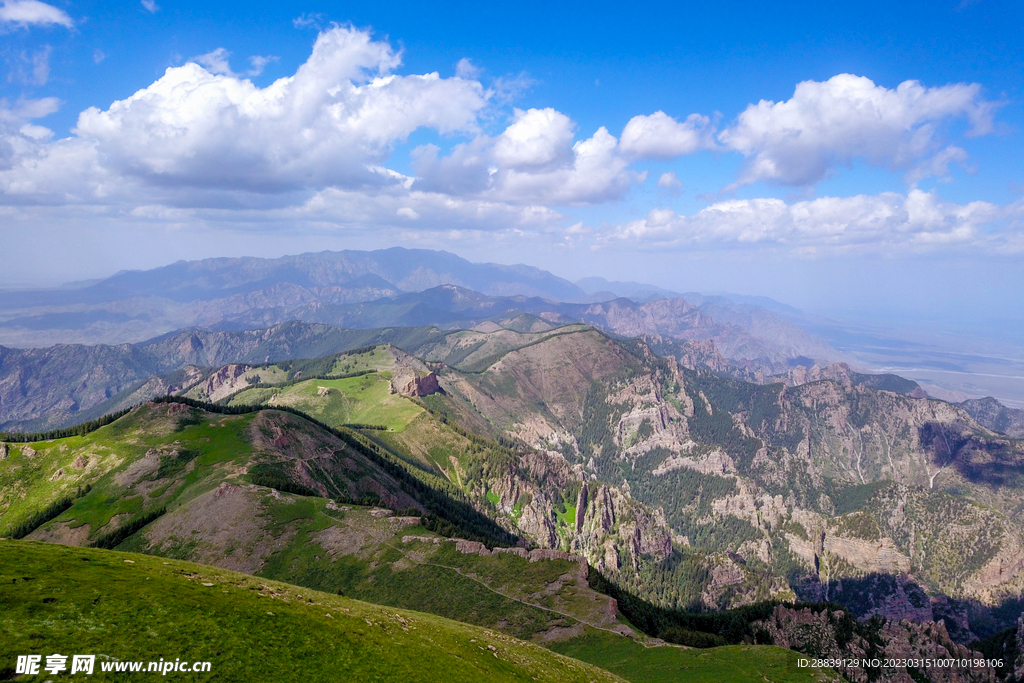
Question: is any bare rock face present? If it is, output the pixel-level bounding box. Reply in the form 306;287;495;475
0;443;6;460
392;371;440;397
571;483;672;572
518;496;559;549
71;454;87;470
22;445;36;458
202;363;253;401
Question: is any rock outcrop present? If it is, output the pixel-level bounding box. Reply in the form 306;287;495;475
202;363;254;401
393;371;440;397
571;484;672;572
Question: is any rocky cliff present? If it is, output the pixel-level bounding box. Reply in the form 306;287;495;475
436;328;1024;636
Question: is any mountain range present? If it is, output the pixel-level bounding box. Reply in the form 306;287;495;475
3;335;1024;682
3;247;1024;682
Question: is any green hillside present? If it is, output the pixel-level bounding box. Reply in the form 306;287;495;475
227;372;424;431
549;629;841;683
0;540;623;683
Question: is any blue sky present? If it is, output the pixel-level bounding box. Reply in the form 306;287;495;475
1;0;1022;324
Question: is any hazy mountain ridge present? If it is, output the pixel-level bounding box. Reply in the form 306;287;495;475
0;248;586;345
0;249;839;372
0;288;844;433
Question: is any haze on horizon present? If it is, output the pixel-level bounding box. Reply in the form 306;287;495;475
1;0;1022;329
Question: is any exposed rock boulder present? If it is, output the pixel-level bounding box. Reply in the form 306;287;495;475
202;363;254;402
0;443;6;460
393;371;439;397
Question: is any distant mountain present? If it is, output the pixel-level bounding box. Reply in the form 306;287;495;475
207;285;839;365
0;323;450;432
0;248;588;346
0;287;846;431
958;397;1024;438
575;276;683;302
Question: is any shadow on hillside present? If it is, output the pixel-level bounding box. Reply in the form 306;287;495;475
791;570;1024;642
919;421;1024;488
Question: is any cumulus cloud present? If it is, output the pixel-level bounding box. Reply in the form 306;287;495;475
718;74;998;188
0;26;595;230
493;108;576;170
412;108;635;205
619;111;715;159
607;190;1010;253
0;28;1004;251
56;26;487;193
494;125;633;204
0;0;72;27
140;0;159;13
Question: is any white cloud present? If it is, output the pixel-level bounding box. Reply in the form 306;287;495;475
619;111;715;159
192;49;278;78
412;111;636;206
0;95;60;122
247;55;277;77
607;190;1011;254
455;58;480;80
50;26;487;193
718;74;998;188
292;13;324;29
93;49;106;64
193;47;234;76
493;125;634;205
0;0;72;27
493;108;576;170
657;171;682;189
140;0;159;13
0;30;1006;255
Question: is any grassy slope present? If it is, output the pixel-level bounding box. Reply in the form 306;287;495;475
0;401;622;643
0;401;843;683
0;540;622;683
228;372;422;431
549;629;840;683
0;405;256;536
